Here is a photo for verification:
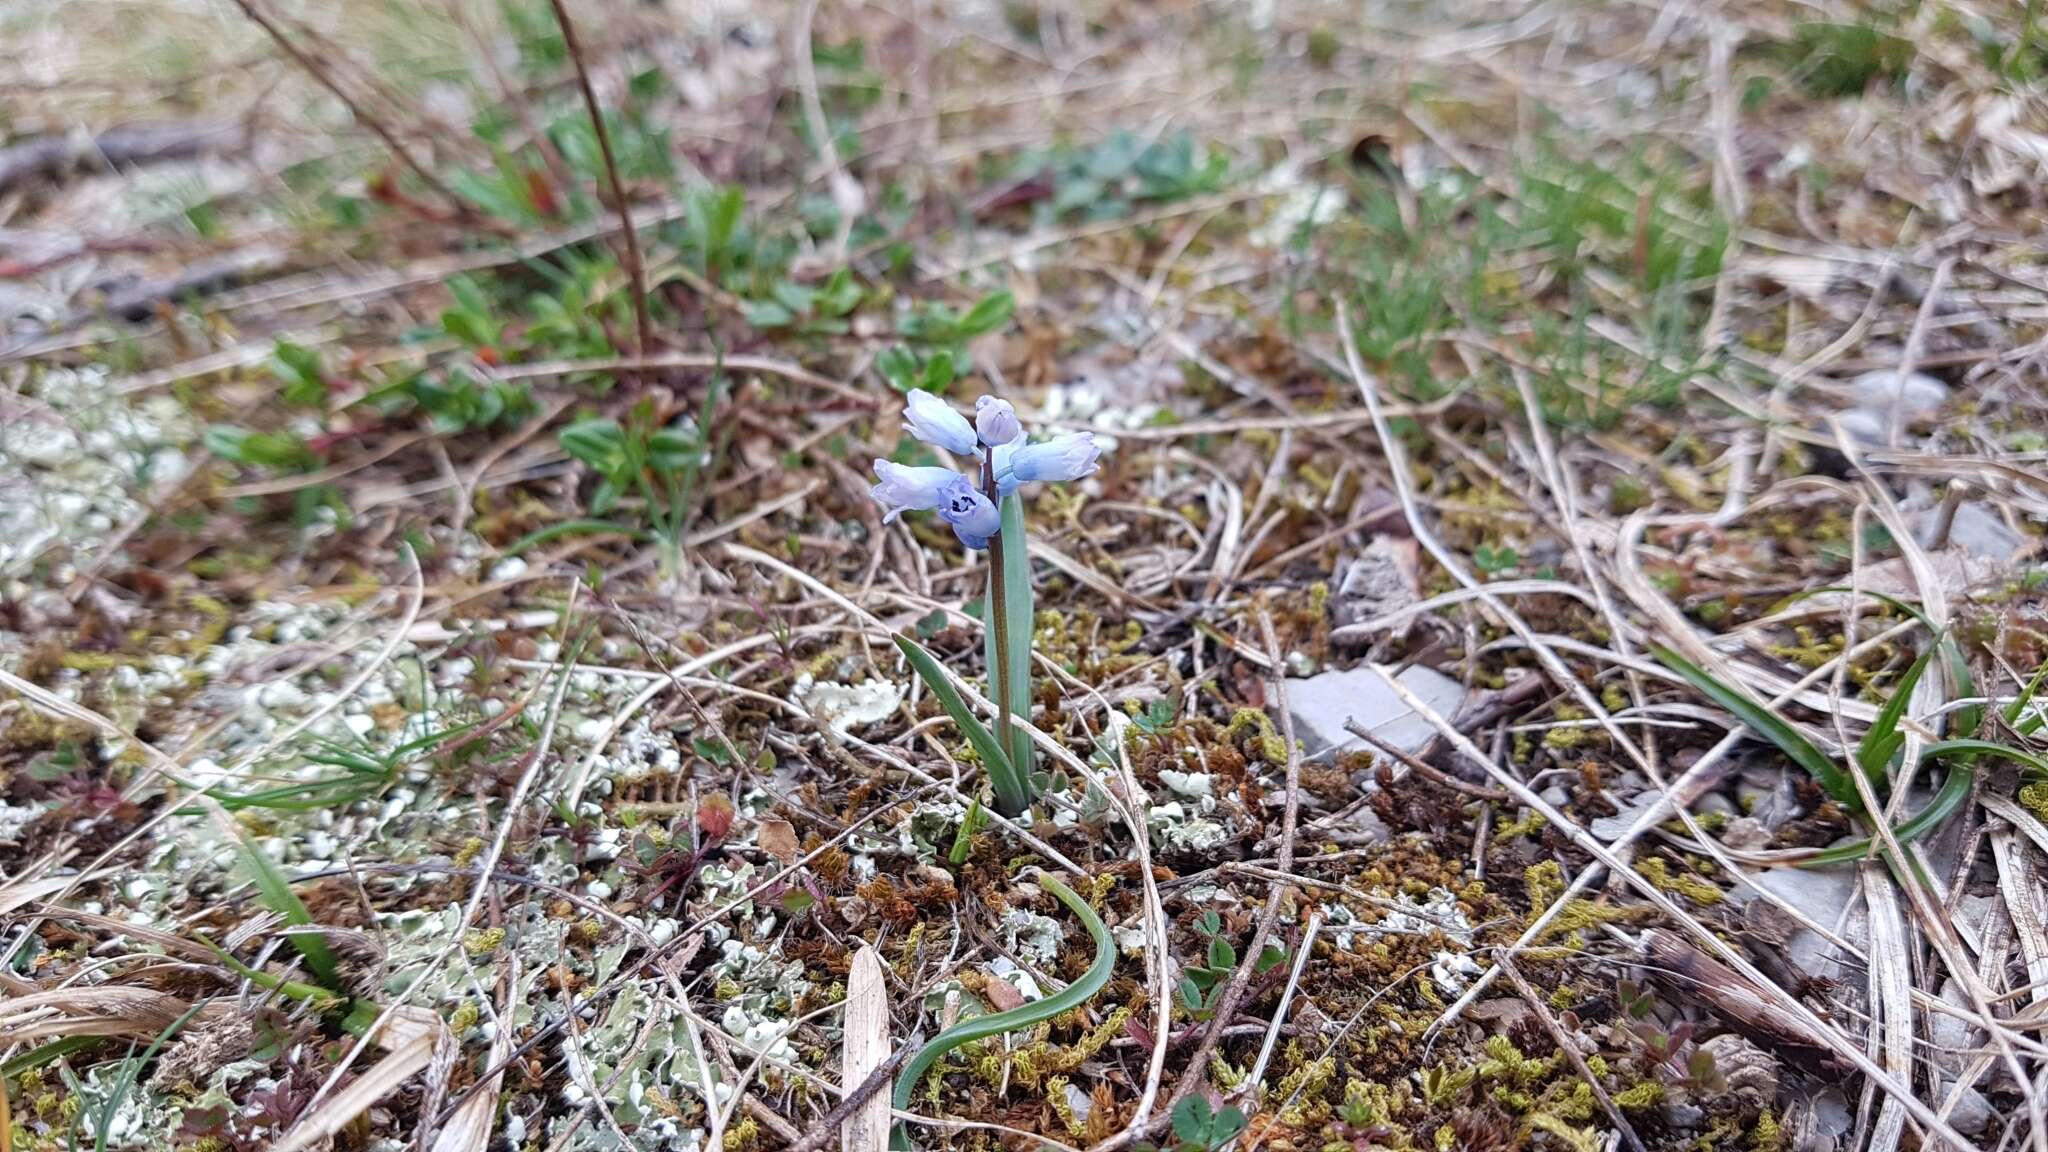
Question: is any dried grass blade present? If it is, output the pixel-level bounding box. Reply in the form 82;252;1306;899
1862;862;1914;1152
842;946;891;1152
272;1009;444;1152
1991;825;2048;1009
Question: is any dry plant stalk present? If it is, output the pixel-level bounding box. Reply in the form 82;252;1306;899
841;946;892;1152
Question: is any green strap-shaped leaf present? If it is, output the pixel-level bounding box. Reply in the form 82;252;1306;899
223;822;343;990
1857;642;1935;788
1652;645;1856;809
1792;739;2048;868
891;874;1113;1148
893;633;1028;816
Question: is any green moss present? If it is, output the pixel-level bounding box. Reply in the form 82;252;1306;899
463;926;507;956
1525;861;1566;910
1544;704;1590;749
1497;810;1548;842
1047;1075;1086;1137
1273;1046;1338;1124
1479;1034;1553;1086
1752;1109;1784;1152
2021;781;2048;821
1613;1080;1664;1110
1527;1112;1601;1152
1227;707;1289;764
1637;857;1724;905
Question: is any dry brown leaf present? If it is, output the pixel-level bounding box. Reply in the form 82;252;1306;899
757;816;800;865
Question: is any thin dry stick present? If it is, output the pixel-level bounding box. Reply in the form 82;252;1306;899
1239;912;1322;1105
224;0;466;215
547;0;651;376
1160;609;1304;1117
1497;953;1648;1152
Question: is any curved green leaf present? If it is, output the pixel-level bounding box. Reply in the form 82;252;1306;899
891;874;1113;1148
1651;645;1854;808
893;633;1028;817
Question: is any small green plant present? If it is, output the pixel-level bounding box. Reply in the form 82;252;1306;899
946;798;987;866
1178;909;1285;1019
1167;1095;1247;1152
744;267;864;334
526;395;716;573
439;275;506;353
876;345;958;394
1655;610;2048;868
876;391;1099;816
1765;22;1914;98
268;340;329;408
1028;130;1229;222
377;368;534;433
1611;981;1726;1093
204;426;319;473
1473;544;1520;576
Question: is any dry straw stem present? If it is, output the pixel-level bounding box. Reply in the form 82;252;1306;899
545;0;650;377
839;947;892;1152
222;0;465;215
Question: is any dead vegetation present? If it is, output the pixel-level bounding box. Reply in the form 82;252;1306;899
4;2;2048;1152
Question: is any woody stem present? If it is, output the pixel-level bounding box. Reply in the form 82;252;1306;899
980;455;1015;792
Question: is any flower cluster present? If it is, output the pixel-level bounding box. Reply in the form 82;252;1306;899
871;393;1099;549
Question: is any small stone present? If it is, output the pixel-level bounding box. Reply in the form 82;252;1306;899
1923;502;2027;561
1738;866;1860;975
1940;1081;1995;1136
1849;369;1948;413
1333;536;1421;630
1662;1101;1706;1130
1283;662;1469;761
1063;1081;1094;1127
1840;369;1948;443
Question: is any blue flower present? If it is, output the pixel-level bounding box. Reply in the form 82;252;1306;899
870;461;961;523
872;395;1103;549
974;397;1023;447
901;390;977;456
994;432;1099;496
934;474;1001;549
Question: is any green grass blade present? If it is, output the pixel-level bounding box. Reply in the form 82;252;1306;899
96;998;208;1152
1857;642;1934;789
1793;739;2048;868
2006;662;2048;736
1925;738;2048;775
890;874;1113;1148
500;518;654;557
1793;766;1972;868
221;821;343;989
1652;645;1856;808
1;1036;100;1080
1785;587;1982;738
893;634;1028;816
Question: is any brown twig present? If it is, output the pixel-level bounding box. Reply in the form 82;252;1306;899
1496;953;1648;1152
547;0;652;383
1156;609;1304;1121
785;1046;911;1152
1343;718;1510;801
223;0;466;217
